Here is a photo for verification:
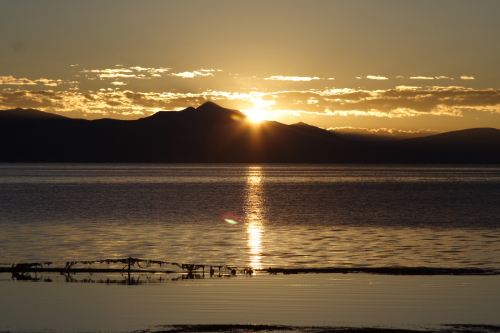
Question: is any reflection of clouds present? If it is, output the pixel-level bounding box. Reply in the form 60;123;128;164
245;166;265;269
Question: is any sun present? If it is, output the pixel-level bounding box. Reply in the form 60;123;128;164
244;110;267;123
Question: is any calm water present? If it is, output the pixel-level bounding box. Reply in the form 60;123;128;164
1;164;500;332
1;163;499;269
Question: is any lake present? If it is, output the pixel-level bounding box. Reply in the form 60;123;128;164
0;164;499;332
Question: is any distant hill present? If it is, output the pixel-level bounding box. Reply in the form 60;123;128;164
386;128;500;163
0;103;499;163
0;108;70;119
328;128;442;143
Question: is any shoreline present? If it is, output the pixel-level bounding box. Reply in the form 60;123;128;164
2;257;499;276
1;266;499;275
129;324;500;333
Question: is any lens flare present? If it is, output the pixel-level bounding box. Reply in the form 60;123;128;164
221;212;242;225
230;114;242;121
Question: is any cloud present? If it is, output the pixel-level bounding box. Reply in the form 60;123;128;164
460;76;475;80
366;75;388;80
397;76;452;80
2;85;500;120
410;76;434;80
81;66;223;80
328;126;442;138
254;86;500;118
0;76;37;85
81;66;172;79
170;70;215;78
0;76;78;87
265;76;321;81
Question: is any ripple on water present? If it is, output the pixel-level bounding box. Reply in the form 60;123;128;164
1;164;500;269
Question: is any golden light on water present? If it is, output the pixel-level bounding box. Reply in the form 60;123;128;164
245;166;265;269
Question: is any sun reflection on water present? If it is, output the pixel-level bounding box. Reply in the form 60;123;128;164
245;166;265;269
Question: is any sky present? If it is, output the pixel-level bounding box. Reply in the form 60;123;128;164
2;0;500;134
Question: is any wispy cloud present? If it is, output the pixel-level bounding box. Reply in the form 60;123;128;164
328;126;442;138
366;75;388;80
259;86;500;118
170;70;217;78
81;66;221;80
0;76;78;87
461;76;475;80
3;86;500;120
265;76;321;81
81;66;171;79
397;76;453;80
0;76;37;85
410;76;434;80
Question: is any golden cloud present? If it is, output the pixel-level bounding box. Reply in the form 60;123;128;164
366;75;388;80
81;66;172;79
264;76;321;81
170;71;215;78
329;126;442;137
410;76;434;80
0;76;79;87
2;86;500;120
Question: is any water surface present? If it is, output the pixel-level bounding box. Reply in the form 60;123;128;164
1;273;498;332
1;164;499;269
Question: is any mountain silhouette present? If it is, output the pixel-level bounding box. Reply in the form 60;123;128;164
0;103;499;163
0;108;70;119
386;128;500;163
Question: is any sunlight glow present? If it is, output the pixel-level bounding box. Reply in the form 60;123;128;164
243;109;267;123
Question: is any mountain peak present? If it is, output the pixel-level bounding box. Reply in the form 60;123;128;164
196;101;221;110
292;121;315;128
193;101;246;118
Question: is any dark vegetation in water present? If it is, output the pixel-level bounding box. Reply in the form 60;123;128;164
2;257;498;279
130;324;500;333
1;102;499;163
0;257;253;276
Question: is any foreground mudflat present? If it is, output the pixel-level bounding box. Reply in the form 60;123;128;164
130;324;500;333
1;273;499;332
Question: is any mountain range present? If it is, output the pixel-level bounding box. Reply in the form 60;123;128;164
1;102;499;163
